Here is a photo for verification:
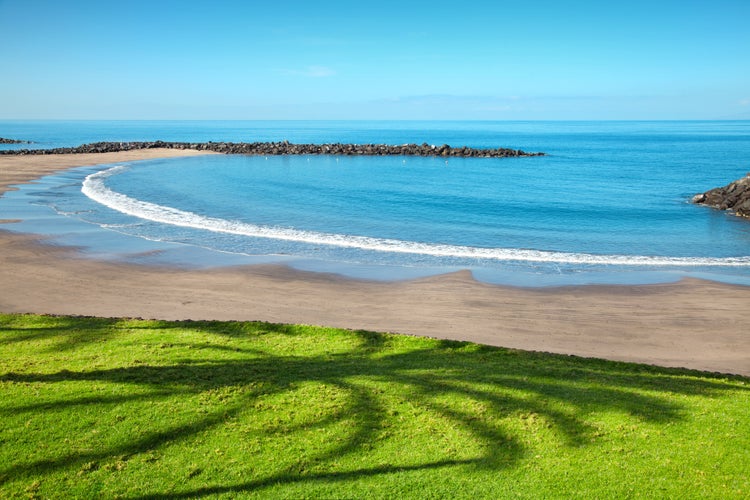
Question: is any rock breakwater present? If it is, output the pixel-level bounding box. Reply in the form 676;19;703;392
0;140;544;158
0;138;31;144
692;174;750;218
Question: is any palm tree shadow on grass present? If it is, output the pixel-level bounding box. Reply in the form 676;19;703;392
1;317;747;497
0;315;119;350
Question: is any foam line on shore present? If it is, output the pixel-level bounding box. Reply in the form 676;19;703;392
82;165;750;268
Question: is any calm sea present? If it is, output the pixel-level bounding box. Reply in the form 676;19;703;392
2;120;750;286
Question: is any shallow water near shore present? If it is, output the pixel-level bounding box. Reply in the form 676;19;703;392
2;120;750;286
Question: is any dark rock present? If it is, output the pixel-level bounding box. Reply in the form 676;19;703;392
0;140;546;158
0;137;32;144
693;174;750;218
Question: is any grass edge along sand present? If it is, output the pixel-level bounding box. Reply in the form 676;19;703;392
1;313;748;498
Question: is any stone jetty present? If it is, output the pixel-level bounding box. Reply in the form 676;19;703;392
0;137;31;144
692;174;750;218
0;140;544;158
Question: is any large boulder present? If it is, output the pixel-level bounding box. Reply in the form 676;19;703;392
692;174;750;218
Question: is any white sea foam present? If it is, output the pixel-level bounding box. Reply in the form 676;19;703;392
82;165;750;268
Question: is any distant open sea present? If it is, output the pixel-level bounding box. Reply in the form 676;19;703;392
2;120;750;286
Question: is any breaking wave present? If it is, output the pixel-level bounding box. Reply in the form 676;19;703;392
82;165;750;268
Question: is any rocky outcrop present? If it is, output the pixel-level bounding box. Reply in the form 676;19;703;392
0;140;544;158
692;174;750;218
0;137;31;144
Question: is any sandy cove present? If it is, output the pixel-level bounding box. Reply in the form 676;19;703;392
1;149;749;376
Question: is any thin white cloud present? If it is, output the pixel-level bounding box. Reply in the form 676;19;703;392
278;66;335;78
306;66;335;77
739;98;750;106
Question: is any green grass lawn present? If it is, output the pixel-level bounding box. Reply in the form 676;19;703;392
1;313;748;499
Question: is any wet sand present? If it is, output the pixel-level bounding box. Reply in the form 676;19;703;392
1;149;749;376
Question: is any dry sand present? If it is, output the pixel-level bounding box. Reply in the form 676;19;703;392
1;149;749;376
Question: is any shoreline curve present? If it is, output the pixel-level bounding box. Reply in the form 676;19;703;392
1;149;749;376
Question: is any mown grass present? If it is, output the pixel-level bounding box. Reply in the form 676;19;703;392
1;313;748;498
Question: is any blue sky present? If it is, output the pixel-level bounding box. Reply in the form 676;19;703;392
1;0;748;120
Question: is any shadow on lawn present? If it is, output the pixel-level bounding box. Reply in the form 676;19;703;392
1;317;747;497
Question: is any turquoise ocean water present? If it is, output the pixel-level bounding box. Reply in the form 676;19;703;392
1;120;749;286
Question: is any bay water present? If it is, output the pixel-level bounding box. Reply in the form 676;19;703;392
2;120;749;286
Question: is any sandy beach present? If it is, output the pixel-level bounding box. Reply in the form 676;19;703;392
1;149;749;376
